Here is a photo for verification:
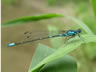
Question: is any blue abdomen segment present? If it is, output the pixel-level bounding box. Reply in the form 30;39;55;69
8;43;16;47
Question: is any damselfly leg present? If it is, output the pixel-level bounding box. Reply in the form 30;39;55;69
77;34;84;42
64;35;75;43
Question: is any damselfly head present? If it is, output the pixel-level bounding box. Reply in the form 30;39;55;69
77;29;81;33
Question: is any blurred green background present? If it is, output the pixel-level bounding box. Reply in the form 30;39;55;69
1;0;96;72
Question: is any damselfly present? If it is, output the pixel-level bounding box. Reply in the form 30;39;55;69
8;29;82;47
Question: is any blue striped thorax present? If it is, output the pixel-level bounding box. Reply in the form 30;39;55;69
67;30;75;35
66;29;81;36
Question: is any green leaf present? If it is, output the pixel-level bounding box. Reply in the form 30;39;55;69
28;44;55;71
40;55;77;72
91;0;96;16
28;44;77;72
83;43;96;60
2;13;63;27
29;34;96;72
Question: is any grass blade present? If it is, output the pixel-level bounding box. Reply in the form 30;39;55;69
2;13;64;27
91;0;96;16
67;16;94;34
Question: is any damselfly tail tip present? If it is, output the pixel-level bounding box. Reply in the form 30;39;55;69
7;43;16;47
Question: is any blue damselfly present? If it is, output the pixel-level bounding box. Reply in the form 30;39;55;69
8;29;82;47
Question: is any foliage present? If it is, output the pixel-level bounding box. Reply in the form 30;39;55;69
2;0;17;5
47;0;88;6
3;13;96;72
91;0;96;16
29;44;77;72
74;0;96;61
29;34;96;72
